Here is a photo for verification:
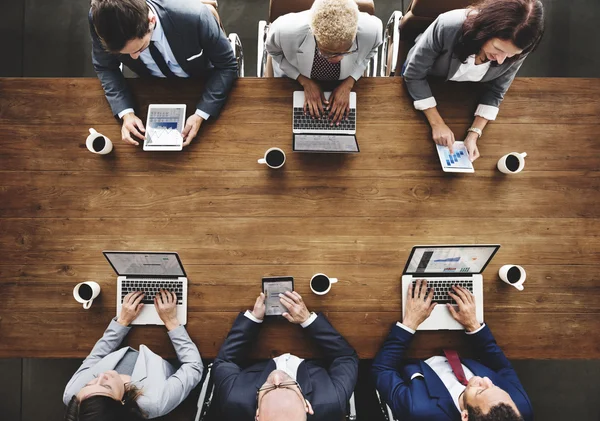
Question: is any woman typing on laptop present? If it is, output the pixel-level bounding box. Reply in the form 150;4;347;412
403;0;544;162
266;0;382;125
63;290;203;420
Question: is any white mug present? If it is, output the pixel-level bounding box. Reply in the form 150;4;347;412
310;273;338;295
86;128;113;155
73;281;101;309
497;152;527;174
499;265;526;291
258;148;286;169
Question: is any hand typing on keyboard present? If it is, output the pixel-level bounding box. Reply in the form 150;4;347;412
402;279;437;331
155;289;180;331
328;77;355;125
117;291;145;326
447;285;481;332
298;75;327;118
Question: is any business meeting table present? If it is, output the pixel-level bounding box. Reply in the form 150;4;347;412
0;77;598;361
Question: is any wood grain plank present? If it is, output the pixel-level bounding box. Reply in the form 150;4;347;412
1;171;598;218
0;218;598;266
1;78;599;125
0;123;599;172
1;264;598;313
0;311;596;359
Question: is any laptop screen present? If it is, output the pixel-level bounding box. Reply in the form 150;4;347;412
293;134;359;153
104;252;186;277
403;245;500;275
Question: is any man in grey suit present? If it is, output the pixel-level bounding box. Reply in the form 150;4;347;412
89;0;238;147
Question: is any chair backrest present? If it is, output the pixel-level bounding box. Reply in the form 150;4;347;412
269;0;375;23
394;0;475;75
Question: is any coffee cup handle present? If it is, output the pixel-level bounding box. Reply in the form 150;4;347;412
330;278;338;284
520;152;527;158
83;300;93;310
89;128;97;135
258;158;266;164
515;284;524;291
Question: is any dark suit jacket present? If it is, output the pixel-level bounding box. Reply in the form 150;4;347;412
89;0;238;117
371;324;533;421
213;313;359;421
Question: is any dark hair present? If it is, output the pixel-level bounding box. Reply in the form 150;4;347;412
91;0;150;53
64;386;146;421
455;0;545;66
467;403;524;421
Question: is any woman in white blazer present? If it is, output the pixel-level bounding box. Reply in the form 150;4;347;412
63;291;203;420
266;0;382;124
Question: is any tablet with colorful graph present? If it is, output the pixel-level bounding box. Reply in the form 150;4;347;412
436;141;474;173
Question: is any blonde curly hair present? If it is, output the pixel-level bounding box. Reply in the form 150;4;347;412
310;0;359;49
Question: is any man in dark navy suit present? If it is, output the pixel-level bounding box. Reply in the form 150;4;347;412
213;291;358;421
372;280;533;421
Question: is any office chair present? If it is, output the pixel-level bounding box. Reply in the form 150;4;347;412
202;0;245;77
381;0;475;76
257;0;378;78
195;363;358;421
376;389;398;421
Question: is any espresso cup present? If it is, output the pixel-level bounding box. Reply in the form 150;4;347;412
73;281;101;309
310;273;338;295
86;128;113;155
497;152;527;174
499;265;526;291
258;148;286;169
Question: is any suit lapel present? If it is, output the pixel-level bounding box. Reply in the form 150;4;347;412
446;56;462;81
130;345;150;383
339;37;360;80
295;361;313;396
296;32;316;79
254;360;277;390
419;361;461;420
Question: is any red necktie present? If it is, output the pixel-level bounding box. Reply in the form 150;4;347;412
443;349;469;386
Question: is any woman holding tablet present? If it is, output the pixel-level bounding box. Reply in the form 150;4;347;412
63;291;203;420
403;0;544;161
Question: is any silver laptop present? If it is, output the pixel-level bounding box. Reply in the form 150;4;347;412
104;251;188;325
292;91;359;153
401;245;500;330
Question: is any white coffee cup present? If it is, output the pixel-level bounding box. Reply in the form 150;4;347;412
310;273;338;295
497;152;527;174
73;281;101;309
86;128;113;155
258;148;286;169
499;265;526;291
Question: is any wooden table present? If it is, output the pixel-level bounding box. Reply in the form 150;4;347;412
0;77;598;360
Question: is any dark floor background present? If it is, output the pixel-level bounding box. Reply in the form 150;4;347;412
1;0;599;419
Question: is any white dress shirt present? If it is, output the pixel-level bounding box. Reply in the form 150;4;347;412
118;3;209;120
412;53;499;121
244;310;317;380
396;321;485;411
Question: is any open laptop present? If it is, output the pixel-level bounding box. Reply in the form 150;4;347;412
103;251;188;325
401;245;500;330
292;91;359;153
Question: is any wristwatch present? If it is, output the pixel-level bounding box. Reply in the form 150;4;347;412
467;127;483;138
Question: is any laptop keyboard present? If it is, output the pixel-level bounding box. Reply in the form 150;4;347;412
121;278;184;305
411;279;473;304
293;107;356;131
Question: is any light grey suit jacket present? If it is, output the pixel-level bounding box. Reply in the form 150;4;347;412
89;0;238;117
266;10;382;81
404;9;528;108
63;318;203;419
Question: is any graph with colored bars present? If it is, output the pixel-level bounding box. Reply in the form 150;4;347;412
444;149;470;167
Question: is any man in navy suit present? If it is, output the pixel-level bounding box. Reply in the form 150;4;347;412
372;280;533;421
213;291;359;421
89;0;238;147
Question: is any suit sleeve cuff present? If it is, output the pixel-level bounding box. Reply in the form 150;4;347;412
301;312;318;328
118;108;135;119
396;321;416;334
244;310;263;324
195;109;210;120
110;317;131;333
413;97;437;111
466;323;486;335
474;104;499;121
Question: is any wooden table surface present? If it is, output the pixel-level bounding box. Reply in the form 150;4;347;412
0;77;599;360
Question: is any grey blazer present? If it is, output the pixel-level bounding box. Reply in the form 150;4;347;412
404;9;528;108
266;10;382;81
89;0;238;117
63;318;203;419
